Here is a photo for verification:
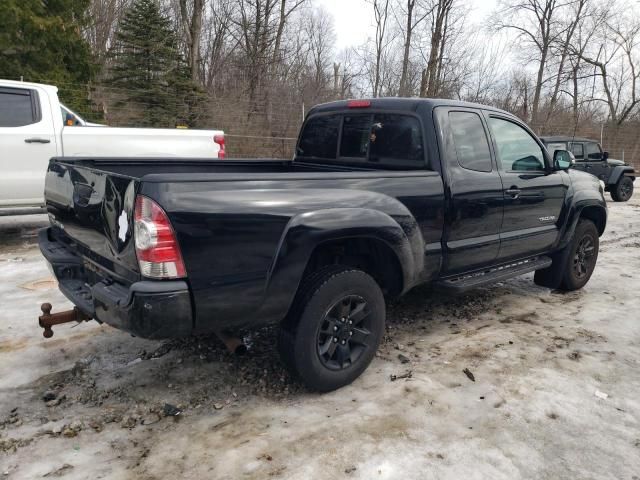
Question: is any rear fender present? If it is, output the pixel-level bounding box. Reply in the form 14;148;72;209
260;208;423;321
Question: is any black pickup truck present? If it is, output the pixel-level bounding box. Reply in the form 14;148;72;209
39;98;607;391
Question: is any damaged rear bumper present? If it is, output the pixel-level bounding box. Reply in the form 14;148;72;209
38;228;193;339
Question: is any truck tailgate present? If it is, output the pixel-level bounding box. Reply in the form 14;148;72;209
44;160;140;281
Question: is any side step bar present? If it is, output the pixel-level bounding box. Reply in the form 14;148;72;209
436;256;553;293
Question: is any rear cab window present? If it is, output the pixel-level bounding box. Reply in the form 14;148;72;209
297;111;426;170
0;87;41;127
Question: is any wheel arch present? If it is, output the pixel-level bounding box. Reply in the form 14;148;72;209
608;166;635;185
261;208;422;324
558;200;607;250
579;205;607;236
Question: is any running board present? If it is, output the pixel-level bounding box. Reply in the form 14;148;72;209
436;256;553;293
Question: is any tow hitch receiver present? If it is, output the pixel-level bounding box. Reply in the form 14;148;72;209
39;303;92;338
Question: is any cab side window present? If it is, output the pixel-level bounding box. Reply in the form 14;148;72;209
0;87;41;127
585;142;602;160
449;111;492;172
487;117;546;172
570;142;584;160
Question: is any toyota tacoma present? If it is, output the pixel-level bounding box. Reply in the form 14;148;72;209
39;98;607;391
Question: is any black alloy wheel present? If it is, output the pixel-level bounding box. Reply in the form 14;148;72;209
612;177;634;202
278;266;385;392
572;234;596;279
317;295;372;371
558;219;599;291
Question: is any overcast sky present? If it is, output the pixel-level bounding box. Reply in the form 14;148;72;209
315;0;500;50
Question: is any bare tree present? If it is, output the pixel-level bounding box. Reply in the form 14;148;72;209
493;0;577;123
578;14;640;124
177;0;206;82
543;0;588;126
306;6;335;91
85;0;131;61
371;0;393;97
420;0;455;97
202;0;234;91
397;0;431;96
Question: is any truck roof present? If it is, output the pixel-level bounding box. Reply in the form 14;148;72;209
0;79;58;94
539;136;598;144
310;97;515;116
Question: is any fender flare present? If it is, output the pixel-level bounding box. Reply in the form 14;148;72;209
608;166;635;185
259;208;423;321
558;201;607;249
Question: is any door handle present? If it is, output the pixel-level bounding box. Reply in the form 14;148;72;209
25;138;51;144
505;188;521;199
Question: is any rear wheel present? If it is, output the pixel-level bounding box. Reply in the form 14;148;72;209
611;176;633;202
278;266;385;392
558;219;599;291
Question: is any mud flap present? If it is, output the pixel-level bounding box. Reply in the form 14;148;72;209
534;242;572;289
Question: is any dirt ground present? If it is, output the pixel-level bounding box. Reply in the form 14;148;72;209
1;198;639;480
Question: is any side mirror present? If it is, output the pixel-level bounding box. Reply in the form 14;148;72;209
553;149;574;171
602;151;609;161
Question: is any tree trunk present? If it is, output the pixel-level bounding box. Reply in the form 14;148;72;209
179;0;205;83
398;0;415;97
421;0;453;98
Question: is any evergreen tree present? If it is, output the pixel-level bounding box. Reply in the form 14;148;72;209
107;0;203;128
0;0;98;118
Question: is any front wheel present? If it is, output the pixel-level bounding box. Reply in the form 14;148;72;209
279;266;385;392
611;176;633;202
558;219;599;291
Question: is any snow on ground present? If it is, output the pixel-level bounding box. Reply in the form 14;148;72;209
1;199;639;480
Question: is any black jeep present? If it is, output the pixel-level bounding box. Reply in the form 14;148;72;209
540;136;636;202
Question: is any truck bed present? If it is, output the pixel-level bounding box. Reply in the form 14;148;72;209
54;157;378;180
44;156;445;333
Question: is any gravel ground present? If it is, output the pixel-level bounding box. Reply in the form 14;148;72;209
1;199;639;480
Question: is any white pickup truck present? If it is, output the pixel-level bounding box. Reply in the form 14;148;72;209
0;80;225;215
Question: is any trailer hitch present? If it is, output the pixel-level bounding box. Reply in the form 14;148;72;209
38;303;92;338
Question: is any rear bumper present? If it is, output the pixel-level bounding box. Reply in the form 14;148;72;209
39;228;193;339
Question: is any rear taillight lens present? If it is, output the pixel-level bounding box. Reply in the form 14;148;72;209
214;134;225;159
134;196;186;279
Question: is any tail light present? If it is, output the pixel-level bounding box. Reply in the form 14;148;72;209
134;196;186;279
214;134;225;159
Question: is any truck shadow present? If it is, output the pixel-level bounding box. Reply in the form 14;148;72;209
9;281;539;435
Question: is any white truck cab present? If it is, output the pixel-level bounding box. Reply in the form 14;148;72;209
0;79;224;214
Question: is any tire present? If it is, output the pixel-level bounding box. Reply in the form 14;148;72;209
278;266;385;392
611;176;633;202
557;219;599;291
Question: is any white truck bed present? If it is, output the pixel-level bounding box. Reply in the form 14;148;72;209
0;79;224;211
